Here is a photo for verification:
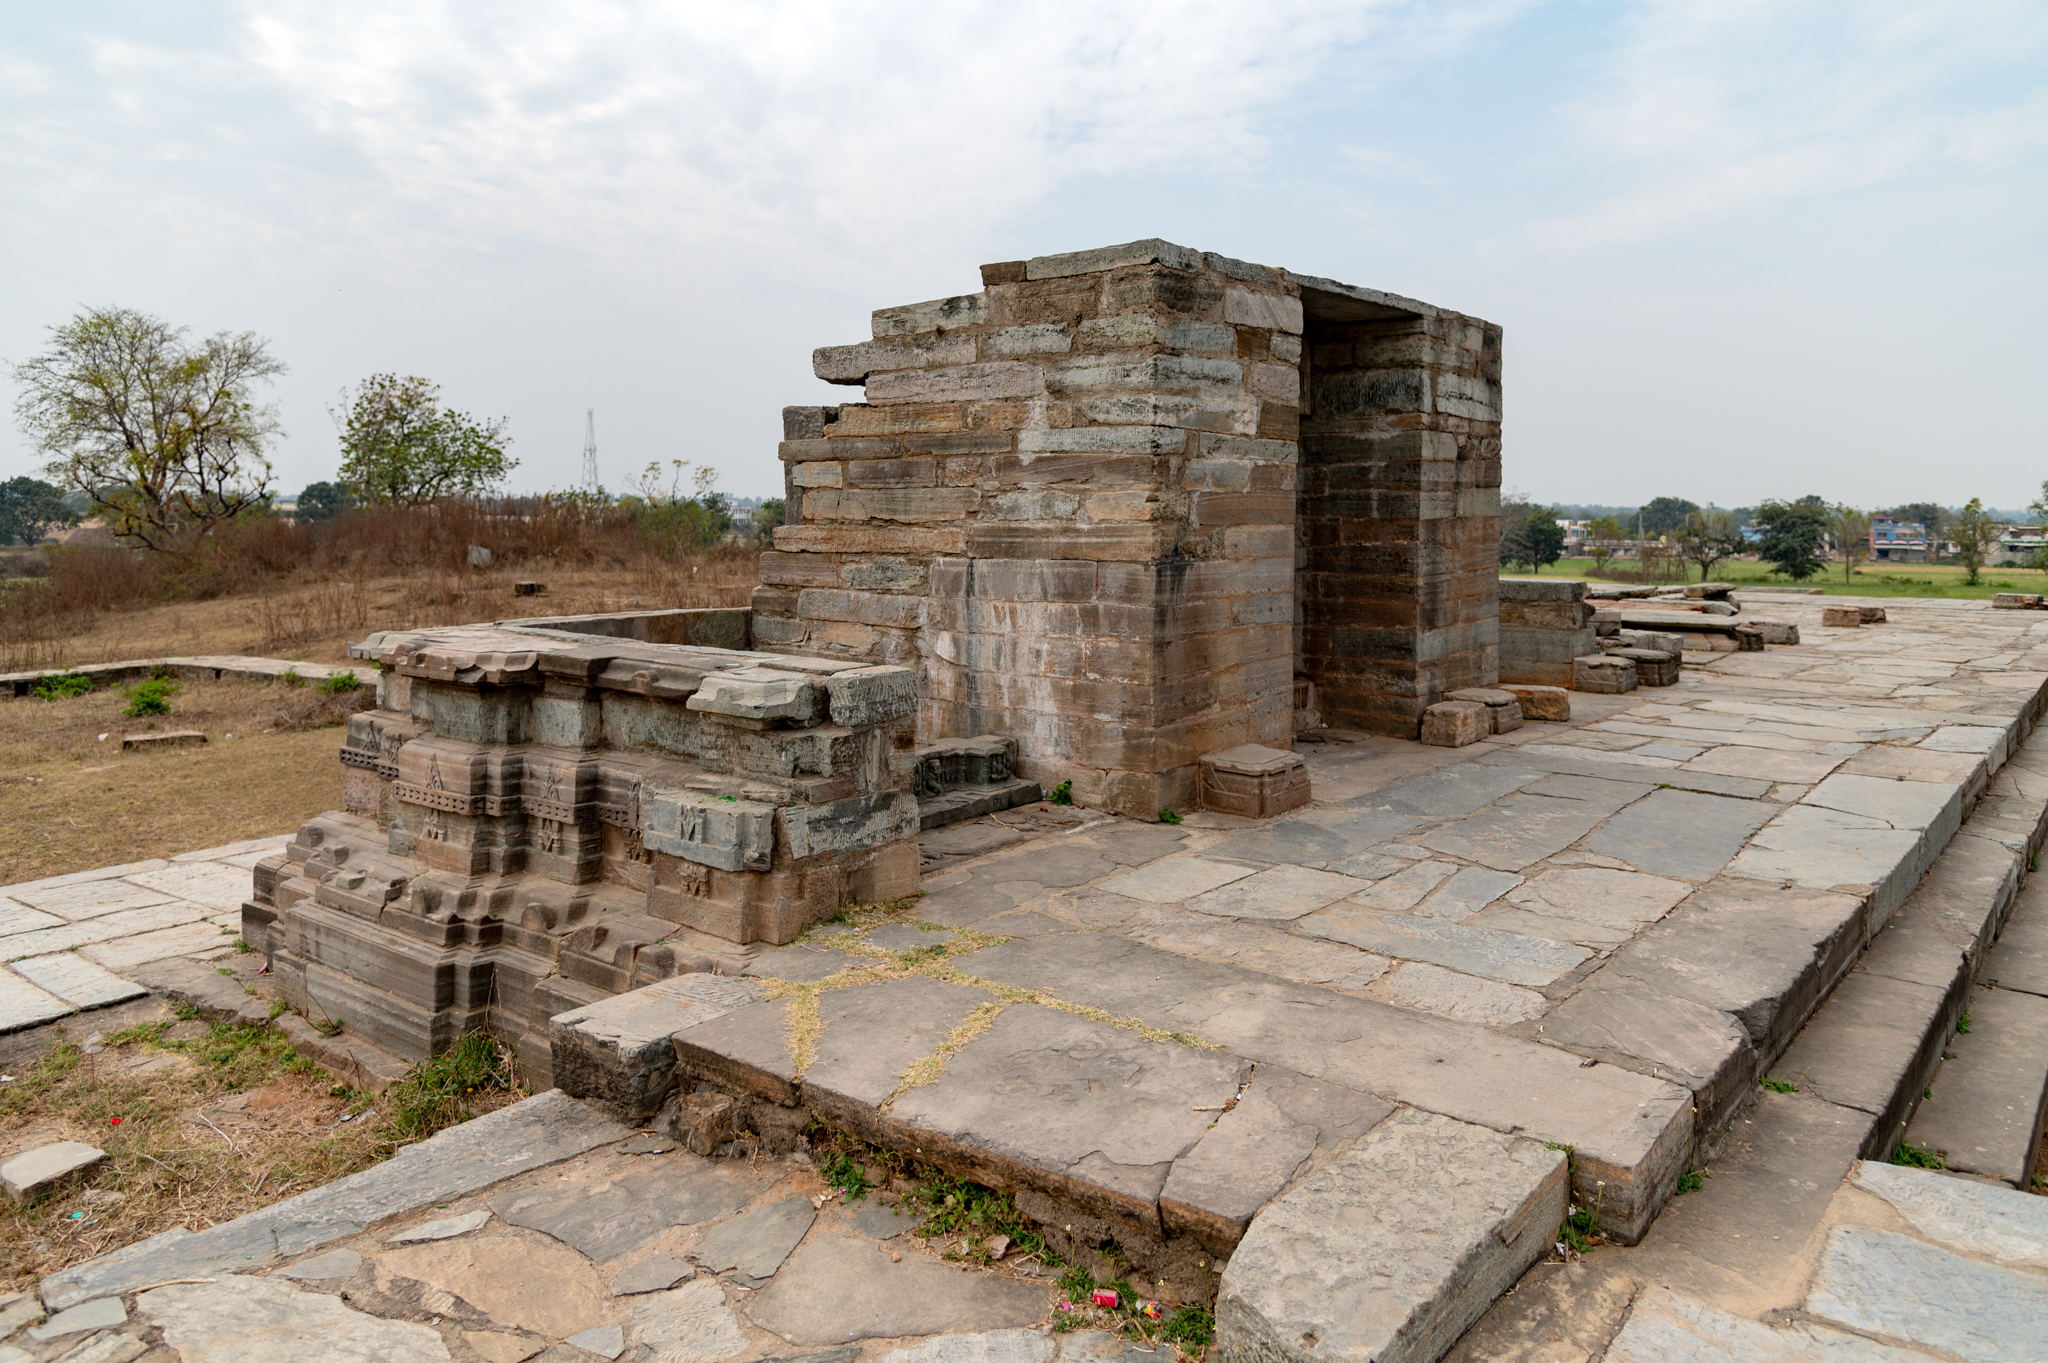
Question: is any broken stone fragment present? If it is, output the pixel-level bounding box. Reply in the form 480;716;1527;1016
1822;606;1862;628
1419;701;1488;747
1498;684;1570;722
1572;654;1636;694
1;1140;106;1204
685;668;826;725
1444;688;1525;733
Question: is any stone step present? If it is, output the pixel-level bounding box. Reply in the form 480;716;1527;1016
1216;1109;1567;1363
274;1013;412;1093
1901;975;2048;1186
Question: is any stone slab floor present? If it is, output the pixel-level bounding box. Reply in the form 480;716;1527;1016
0;838;284;1033
10;589;2048;1362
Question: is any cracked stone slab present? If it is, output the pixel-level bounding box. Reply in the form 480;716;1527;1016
1297;906;1591;986
1201;822;1376;871
838;1198;924;1240
27;1296;125;1340
1095;857;1259;904
885;1003;1249;1226
491;1159;771;1263
801;975;992;1115
632;1277;749;1362
138;1276;451;1362
1408;868;1524;921
0;968;78;1033
1852;1162;2048;1268
1582;788;1776;882
550;975;769;1118
1726;805;1925;923
271;1248;363;1280
81;920;238;971
613;1253;696;1294
690;1194;815;1283
386;1209;490;1244
879;1329;1057;1363
1360;765;1545;817
744;1233;1052;1344
125;862;259;910
1121;909;1390;993
866;923;957;953
381;1228;613;1338
1521;773;1657;813
1342;861;1457;914
11;879;176;921
1606;1284;1930;1362
44;1090;632;1309
1215;1109;1567;1363
1805;1226;2048;1362
1186;865;1371;921
953;935;1691;1245
1383;963;1548;1026
0;898;62;937
1500;868;1692;931
1160;1064;1393;1252
745;946;862;982
1416;794;1612;872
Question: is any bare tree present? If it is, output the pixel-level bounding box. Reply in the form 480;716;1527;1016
1677;507;1744;582
1830;506;1872;581
1951;498;2002;586
12;307;284;554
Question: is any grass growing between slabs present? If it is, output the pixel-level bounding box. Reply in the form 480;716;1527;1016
810;1124;1216;1360
0;1017;523;1293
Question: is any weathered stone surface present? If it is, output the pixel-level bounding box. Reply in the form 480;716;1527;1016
138;1276;451;1362
41;1333;148;1363
386;1208;490;1243
1368;765;1544;817
1417;794;1611;872
1805;1226;2048;1361
1343;860;1458;913
1987;893;2048;998
1419;701;1488;748
1498;685;1570;722
865;923;956;953
782;791;922;862
272;1247;363;1280
565;1323;626;1359
632;1278;749;1362
824;665;917;726
9;953;148;1009
838;1198;924;1240
878;1329;1056;1363
1185;865;1369;921
1160;1065;1393;1251
745;946;861;982
1521;772;1655;814
744;1233;1051;1344
1727;805;1925;923
1204;819;1411;871
1541;981;1753;1128
641;788;778;872
1573;654;1636;693
1215;1109;1567;1363
1584;788;1775;882
27;1296;125;1340
2;1140;106;1204
1384;962;1547;1026
1123;910;1391;993
1773;967;1949;1154
671;998;802;1105
1854;1162;2048;1267
381;1228;613;1337
1298;906;1591;986
803;976;991;1114
953;934;1690;1244
1606;1285;1927;1362
886;1004;1248;1224
491;1159;770;1263
1501;867;1691;931
1905;983;2048;1185
1096;857;1258;904
1200;745;1311;818
691;1195;816;1283
12;878;175;920
549;976;767;1119
613;1253;696;1294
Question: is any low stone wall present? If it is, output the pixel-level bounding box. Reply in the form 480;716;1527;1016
494;607;751;650
1497;578;1595;688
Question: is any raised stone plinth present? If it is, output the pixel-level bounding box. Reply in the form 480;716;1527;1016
249;621;920;1078
1200;744;1311;817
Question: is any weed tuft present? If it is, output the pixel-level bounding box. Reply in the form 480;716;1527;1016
120;677;179;717
31;671;93;701
1157;808;1183;825
316;669;361;696
378;1031;517;1144
1894;1141;1947;1170
1048;780;1074;807
1760;1076;1797;1093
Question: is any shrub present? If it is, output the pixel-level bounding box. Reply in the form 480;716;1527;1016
316;669;361;696
32;671;93;700
121;677;179;717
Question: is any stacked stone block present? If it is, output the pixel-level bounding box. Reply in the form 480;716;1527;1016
247;618;920;1083
753;240;1505;814
1496;578;1596;688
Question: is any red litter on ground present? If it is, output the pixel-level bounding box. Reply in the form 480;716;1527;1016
109;1117;122;1126
1091;1288;1119;1309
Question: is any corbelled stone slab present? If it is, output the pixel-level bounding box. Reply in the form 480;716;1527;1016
1216;1109;1567;1363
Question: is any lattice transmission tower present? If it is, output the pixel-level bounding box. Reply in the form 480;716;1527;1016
581;409;600;492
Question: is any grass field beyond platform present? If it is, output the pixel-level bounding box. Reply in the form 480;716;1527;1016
1533;557;2048;601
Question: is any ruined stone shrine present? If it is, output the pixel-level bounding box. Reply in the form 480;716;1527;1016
247;238;1504;1079
756;238;1503;818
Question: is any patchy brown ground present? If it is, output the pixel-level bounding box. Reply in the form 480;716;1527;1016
0;677;364;882
6;561;758;673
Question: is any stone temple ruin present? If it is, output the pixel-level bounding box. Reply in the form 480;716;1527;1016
247;237;1510;1083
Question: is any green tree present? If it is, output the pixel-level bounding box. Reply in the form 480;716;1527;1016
335;374;514;505
1751;496;1831;581
1637;496;1701;537
1585;514;1623;572
1950;498;2002;586
11;306;283;553
295;480;354;522
1502;504;1564;572
1886;502;1947;539
1677;508;1745;582
1830;506;1872;581
0;475;79;545
750;497;785;544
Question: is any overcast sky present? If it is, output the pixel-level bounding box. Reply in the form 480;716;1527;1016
4;2;2044;507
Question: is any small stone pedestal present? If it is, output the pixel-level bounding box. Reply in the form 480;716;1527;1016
1200;745;1311;818
1823;606;1861;627
1499;684;1570;721
1608;647;1679;687
1444;688;1524;734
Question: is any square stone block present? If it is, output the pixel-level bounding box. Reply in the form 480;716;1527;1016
1573;654;1636;694
1200;745;1310;818
1419;701;1487;748
1498;685;1570;722
1444;688;1525;733
1822;606;1861;627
